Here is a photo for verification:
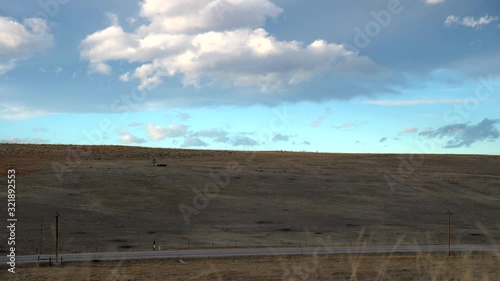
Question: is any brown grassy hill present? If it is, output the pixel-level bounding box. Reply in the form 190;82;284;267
0;144;498;255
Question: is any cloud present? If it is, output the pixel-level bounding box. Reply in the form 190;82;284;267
187;128;233;143
419;118;499;148
0;103;52;120
80;0;379;92
469;40;483;47
0;137;49;144
311;110;332;127
423;0;445;5
0;17;53;75
231;136;258;146
120;72;131;82
89;62;112;75
445;15;499;29
331;121;367;129
292;140;311;146
139;0;283;33
364;98;492;106
146;123;187;140
177;112;191;121
106;12;120;26
183;137;208;147
117;130;147;144
400;127;418;134
191;128;228;138
272;134;290;142
214;136;230;143
379;137;388;143
0;60;16;75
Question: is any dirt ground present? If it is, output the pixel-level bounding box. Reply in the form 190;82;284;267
0;144;499;255
2;252;499;281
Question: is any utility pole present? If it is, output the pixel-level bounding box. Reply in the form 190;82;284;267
446;209;453;257
55;211;60;262
40;216;43;255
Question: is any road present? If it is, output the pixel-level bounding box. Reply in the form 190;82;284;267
2;244;498;264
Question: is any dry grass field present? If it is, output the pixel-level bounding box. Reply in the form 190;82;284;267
0;144;499;279
0;144;499;254
3;252;499;280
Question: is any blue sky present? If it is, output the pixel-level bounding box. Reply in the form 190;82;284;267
0;0;499;154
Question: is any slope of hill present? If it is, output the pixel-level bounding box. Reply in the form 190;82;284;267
0;144;498;254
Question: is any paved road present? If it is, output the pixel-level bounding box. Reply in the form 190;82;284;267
2;244;498;264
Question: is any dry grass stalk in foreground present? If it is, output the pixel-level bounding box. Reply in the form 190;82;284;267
3;251;498;281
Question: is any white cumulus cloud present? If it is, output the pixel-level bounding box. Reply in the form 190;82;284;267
445;15;499;29
117;130;147;144
0;103;52;120
423;0;445;5
138;0;283;34
80;0;378;91
0;17;53;75
146;123;188;141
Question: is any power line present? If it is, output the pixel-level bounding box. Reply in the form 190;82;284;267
55;211;60;263
447;209;453;257
39;216;43;255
